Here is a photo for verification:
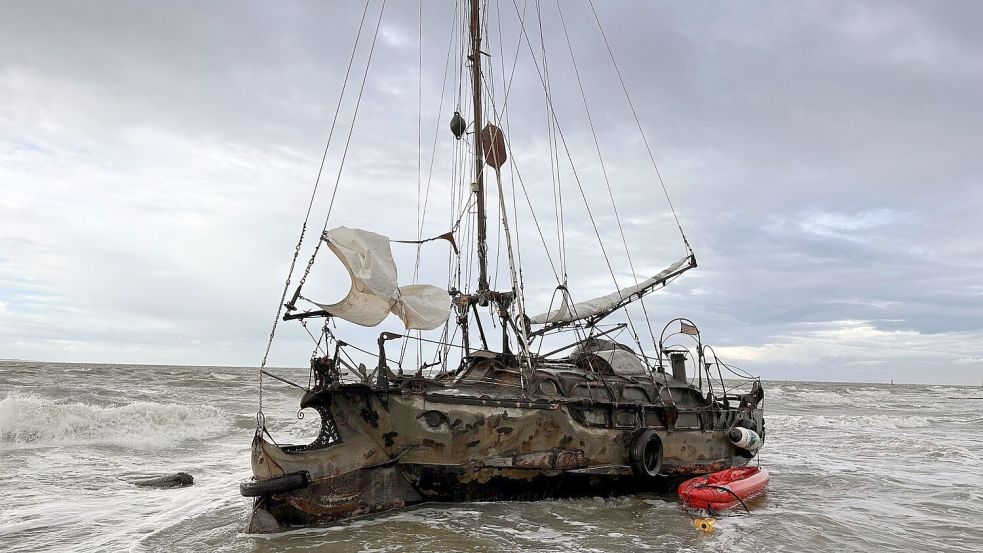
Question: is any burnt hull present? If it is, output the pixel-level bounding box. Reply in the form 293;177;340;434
244;383;763;533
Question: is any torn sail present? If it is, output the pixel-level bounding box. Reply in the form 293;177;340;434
314;227;450;330
390;284;450;331
529;256;693;324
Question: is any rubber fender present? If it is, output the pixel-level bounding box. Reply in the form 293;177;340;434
240;470;311;497
628;429;663;477
729;426;762;451
736;417;765;441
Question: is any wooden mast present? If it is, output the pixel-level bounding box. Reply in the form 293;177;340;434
470;0;489;294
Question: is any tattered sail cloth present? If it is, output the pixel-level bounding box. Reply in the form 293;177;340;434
529;256;690;324
314;227;451;330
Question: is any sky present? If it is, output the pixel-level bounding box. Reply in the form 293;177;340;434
1;1;981;384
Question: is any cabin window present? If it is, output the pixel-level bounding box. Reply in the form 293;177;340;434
614;410;639;427
676;413;701;428
568;406;610;427
537;379;561;396
491;368;523;387
582;409;608;426
570;384;612;401
570;384;611;401
645;411;663;427
620;386;650;403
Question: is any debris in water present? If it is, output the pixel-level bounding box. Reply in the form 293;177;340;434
694;517;717;534
131;472;194;488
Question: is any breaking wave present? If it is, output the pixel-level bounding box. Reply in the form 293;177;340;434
769;386;903;405
0;395;230;448
787;390;847;403
770;413;936;432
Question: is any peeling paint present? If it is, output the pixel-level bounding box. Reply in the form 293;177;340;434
246;367;765;533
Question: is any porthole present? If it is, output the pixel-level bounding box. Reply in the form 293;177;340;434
418;410;450;430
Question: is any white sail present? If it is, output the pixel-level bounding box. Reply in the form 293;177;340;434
314;227;399;327
392;284;450;331
314;227;450;330
529;256;691;324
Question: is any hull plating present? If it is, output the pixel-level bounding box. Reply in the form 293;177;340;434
245;385;763;533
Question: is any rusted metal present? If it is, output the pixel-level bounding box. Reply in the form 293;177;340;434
479;124;508;169
244;345;766;533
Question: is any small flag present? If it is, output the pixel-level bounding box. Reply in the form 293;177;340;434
680;322;699;336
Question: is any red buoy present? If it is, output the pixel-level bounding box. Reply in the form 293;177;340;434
678;466;769;511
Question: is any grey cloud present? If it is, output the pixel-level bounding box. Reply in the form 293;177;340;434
1;1;980;383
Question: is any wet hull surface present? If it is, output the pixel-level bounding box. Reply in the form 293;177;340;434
246;386;762;532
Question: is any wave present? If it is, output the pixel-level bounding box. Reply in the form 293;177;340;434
0;395;230;449
786;390;849;403
770;413;936;432
769;386;898;405
764;386;787;399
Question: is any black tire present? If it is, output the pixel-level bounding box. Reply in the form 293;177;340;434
629;429;663;477
240;470;311;497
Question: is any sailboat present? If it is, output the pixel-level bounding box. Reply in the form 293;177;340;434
241;0;765;533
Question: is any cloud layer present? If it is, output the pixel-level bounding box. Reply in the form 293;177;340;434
1;1;980;384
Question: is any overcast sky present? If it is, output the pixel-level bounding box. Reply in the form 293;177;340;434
1;1;981;384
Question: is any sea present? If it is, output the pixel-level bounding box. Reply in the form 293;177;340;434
0;360;980;553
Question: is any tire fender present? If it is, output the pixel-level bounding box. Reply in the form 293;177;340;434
628;429;663;477
240;470;311;497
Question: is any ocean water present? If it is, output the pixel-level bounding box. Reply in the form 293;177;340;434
0;360;980;553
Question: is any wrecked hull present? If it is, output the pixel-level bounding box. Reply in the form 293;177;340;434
244;384;763;533
247;461;718;533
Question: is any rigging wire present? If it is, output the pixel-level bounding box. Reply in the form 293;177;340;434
401;0;460;366
401;0;425;367
480;88;561;285
510;0;618;282
283;0;388;358
287;0;389;315
495;2;522;280
478;77;561;291
317;0;389;235
444;2;464;374
256;0;373;413
586;0;692;255
554;0;653;357
415;0;424;371
496;0;529;318
474;59;551;369
489;0;561;286
508;0;636;334
491;0;528;124
266;0;695;389
534;0;567;282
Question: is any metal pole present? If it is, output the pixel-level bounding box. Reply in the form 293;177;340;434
470;0;489;294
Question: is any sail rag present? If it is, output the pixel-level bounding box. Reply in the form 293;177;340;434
314;227;450;330
529;256;691;324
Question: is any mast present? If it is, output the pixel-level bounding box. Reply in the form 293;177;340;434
470;0;489;294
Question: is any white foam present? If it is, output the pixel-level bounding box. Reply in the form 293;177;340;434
764;386;786;399
846;389;894;398
0;395;230;449
208;372;239;381
803;390;853;402
770;413;935;432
